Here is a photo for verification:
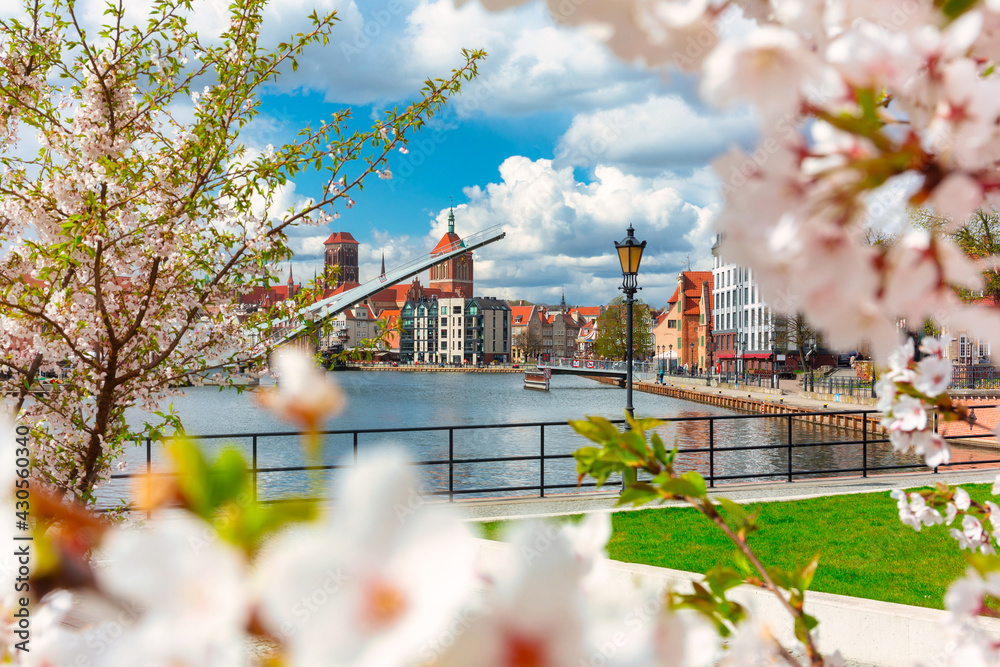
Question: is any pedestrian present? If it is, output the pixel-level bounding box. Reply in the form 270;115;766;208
850;354;856;369
657;368;664;384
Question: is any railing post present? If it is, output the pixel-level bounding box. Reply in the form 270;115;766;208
786;415;793;483
146;438;152;519
861;413;868;478
252;435;258;504
709;419;715;488
540;424;546;498
449;428;454;502
353;432;358;465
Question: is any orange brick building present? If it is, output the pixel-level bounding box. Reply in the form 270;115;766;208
656;271;713;372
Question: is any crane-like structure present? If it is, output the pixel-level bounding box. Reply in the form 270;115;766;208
247;224;506;358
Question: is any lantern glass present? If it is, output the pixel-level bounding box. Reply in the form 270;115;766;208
615;225;646;277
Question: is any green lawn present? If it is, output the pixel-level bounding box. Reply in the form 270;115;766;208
479;484;994;610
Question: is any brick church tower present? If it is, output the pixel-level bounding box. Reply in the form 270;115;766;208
429;206;473;298
323;231;359;288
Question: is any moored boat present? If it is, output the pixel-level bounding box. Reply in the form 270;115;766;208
523;371;549;391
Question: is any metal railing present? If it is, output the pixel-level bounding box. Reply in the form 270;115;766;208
953;364;1000;390
104;407;1000;513
547;358;652;373
809;376;874;399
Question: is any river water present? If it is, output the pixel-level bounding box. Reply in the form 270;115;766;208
100;371;920;508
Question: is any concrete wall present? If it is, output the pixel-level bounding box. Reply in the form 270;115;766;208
475;539;1000;667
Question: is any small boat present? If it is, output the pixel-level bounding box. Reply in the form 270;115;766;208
523;371;549;391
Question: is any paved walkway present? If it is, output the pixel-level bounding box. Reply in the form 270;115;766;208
642;374;844;411
455;468;1000;522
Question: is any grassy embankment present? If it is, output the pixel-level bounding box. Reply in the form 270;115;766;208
479;484;995;610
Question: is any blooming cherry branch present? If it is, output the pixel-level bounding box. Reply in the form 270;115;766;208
0;0;484;502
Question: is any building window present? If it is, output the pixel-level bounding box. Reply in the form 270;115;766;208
440;341;446;350
453;306;461;314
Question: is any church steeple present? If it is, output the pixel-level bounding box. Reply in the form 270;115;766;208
560;289;566;313
287;264;294;285
448;205;455;234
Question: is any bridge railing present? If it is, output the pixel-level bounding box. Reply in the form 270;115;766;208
546;357;652;373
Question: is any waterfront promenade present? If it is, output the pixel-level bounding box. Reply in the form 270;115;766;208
455;467;1000;522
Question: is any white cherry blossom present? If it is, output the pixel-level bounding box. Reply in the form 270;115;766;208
255;453;478;667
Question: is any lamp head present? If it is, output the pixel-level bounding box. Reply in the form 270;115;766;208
615;225;646;291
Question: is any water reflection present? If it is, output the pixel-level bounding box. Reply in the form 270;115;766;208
100;372;935;507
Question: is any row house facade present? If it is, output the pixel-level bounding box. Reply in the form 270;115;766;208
510;305;584;363
654;271;713;371
399;296;510;364
323;304;377;351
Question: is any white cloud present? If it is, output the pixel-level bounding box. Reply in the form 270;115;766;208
421;155;718;305
556;94;757;173
263;0;658;115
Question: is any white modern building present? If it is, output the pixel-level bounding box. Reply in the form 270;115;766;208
711;234;782;373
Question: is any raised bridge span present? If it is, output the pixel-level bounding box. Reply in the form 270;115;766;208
537;357;653;383
244;225;505;359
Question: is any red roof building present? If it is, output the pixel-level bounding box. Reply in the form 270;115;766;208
324;231;359;288
654;271;714;371
429;207;473;298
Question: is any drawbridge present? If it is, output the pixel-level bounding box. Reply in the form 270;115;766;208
247;225;506;358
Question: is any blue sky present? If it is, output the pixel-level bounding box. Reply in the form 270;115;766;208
65;0;760;306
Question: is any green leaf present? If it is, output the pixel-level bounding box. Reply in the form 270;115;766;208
716;497;747;528
704;565;744;596
650;432;668;465
794;612;819;645
659;477;704;498
940;0;978;20
966;553;1000;576
732;549;754;579
678;471;707;498
618;484;660;507
798;554;821;592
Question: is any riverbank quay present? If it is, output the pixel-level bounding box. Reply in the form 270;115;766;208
590;375;882;434
611;376;999;448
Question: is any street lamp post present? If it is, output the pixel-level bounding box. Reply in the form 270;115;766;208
770;332;777;390
806;342;816;393
706;339;714;387
668;343;672;374
615;225;646;419
689;342;694;375
736;335;744;387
